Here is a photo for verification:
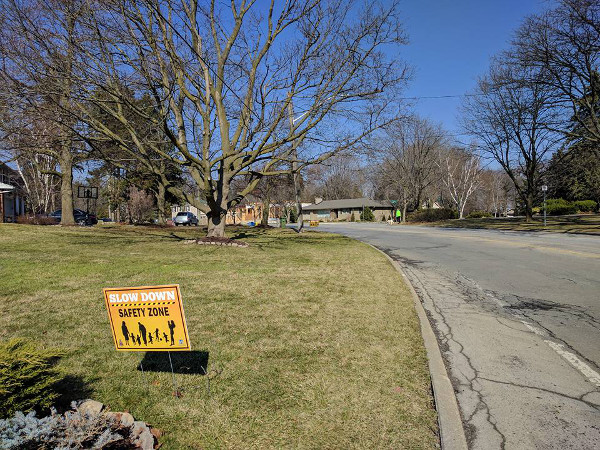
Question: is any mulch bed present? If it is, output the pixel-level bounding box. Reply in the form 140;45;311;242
182;237;249;247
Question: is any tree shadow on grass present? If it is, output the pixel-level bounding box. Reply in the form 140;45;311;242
53;374;96;413
138;351;209;375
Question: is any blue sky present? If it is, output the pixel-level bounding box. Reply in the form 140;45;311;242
398;0;555;140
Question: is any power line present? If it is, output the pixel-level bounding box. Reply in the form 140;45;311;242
398;93;483;101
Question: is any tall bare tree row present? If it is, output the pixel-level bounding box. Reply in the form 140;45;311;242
461;0;599;221
0;0;89;224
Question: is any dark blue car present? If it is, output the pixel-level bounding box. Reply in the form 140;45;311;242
49;209;98;226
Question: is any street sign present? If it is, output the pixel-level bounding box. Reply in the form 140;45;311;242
78;186;98;199
103;285;191;352
541;185;548;192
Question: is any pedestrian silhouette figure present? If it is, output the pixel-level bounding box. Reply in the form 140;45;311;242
130;332;136;345
155;328;160;341
121;321;130;345
136;335;141;346
138;322;147;345
163;332;168;342
148;334;153;344
168;320;176;346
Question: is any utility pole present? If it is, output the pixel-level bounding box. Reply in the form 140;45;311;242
288;97;304;232
542;185;548;226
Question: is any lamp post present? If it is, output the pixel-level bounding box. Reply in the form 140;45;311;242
541;185;548;226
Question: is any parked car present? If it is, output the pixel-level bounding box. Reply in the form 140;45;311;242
173;211;199;226
49;209;98;226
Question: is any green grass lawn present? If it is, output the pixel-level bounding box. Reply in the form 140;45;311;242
0;224;437;449
422;214;600;235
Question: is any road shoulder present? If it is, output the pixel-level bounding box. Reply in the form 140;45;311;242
372;245;468;450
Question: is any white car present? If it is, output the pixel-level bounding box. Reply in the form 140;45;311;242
173;212;199;226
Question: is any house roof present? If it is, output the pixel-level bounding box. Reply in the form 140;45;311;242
302;198;393;211
0;182;15;192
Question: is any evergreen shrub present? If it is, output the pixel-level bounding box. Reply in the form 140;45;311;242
466;210;492;219
407;208;457;222
546;198;577;215
360;206;375;222
0;339;64;418
573;200;597;212
0;405;127;449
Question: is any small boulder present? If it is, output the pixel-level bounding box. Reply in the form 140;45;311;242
120;412;135;427
78;399;104;416
131;420;150;437
135;429;156;450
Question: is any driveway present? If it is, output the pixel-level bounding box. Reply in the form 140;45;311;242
317;222;600;449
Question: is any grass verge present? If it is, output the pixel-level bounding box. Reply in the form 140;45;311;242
418;214;600;235
0;224;437;449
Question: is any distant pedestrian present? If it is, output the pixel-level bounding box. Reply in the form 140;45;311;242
395;209;402;223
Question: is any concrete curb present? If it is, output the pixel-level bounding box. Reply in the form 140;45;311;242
370;244;468;450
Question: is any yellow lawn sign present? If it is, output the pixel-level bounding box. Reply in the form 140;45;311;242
103;284;191;352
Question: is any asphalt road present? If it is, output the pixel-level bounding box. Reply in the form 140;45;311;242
317;222;600;449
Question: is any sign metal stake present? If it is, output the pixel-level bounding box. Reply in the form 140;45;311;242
167;351;180;397
137;353;149;392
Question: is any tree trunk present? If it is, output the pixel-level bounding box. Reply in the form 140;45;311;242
59;152;75;226
156;182;167;225
261;194;270;227
207;211;226;237
401;187;407;223
293;165;304;232
525;192;534;223
288;99;304;233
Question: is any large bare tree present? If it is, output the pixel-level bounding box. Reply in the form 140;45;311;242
0;0;89;225
377;116;445;219
461;61;560;221
512;0;600;149
437;146;482;219
57;0;410;236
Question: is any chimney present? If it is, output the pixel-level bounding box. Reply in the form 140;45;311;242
314;197;323;204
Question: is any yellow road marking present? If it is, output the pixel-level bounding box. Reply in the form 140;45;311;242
352;225;600;259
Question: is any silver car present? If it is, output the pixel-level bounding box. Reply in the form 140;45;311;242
173;211;199;226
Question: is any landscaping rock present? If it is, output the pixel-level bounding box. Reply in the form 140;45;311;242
179;237;249;247
131;420;150;437
135;429;156;450
120;411;135;427
78;399;104;416
107;411;135;427
150;427;162;440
